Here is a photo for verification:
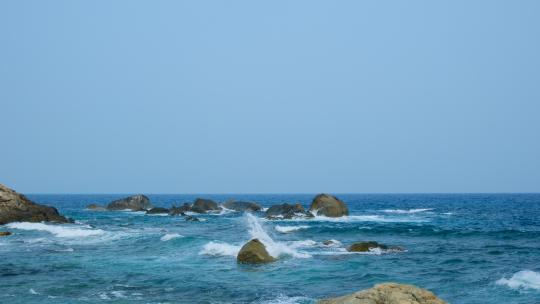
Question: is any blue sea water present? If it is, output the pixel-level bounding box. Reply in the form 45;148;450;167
1;194;540;303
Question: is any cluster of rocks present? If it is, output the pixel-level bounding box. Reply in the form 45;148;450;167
265;193;349;219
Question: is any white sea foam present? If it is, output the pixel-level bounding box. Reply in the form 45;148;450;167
6;222;105;238
382;208;433;214
160;233;183;241
301;215;427;223
260;295;312;304
29;289;39;295
288;240;317;248
275;225;309;233
199;241;241;257
496;270;540;290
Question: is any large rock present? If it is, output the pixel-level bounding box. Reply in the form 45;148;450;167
318;283;446;304
107;195;152;211
191;198;220;213
237;239;275;264
146;207;170;214
0;184;71;225
309;194;348;217
223;200;262;212
266;203;309;219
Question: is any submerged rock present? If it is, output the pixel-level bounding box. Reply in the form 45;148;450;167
185;215;200;222
106;195;152;211
265;203;308;219
0;231;12;236
237;239;275;264
318;283;446;304
86;204;107;211
0;184;71;225
146;207;170;214
223;200;262;212
191;198;220;213
309;194;348;217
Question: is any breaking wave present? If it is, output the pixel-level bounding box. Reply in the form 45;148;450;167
199;241;241;257
275;225;309;233
496;270;540;290
6;222;105;238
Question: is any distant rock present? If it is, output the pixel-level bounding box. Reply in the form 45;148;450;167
0;184;71;225
318;283;446;304
0;231;12;236
86;204;107;211
309;194;348;217
191;198;220;213
323;240;340;246
106;195;152;211
223;200;262;212
146;207;170;214
237;239;275;264
185;215;200;222
265;203;309;219
169;203;192;215
348;241;404;253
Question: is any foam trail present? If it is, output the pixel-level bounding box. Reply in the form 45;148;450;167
245;213;310;258
6;222;105;238
496;270;540;290
382;208;433;214
275;225;309;233
199;241;240;257
160;233;183;241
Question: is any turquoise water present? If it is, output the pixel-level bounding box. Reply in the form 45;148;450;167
1;194;540;303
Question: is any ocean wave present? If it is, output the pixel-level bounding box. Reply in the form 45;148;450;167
6;222;105;238
496;270;540;290
381;208;433;214
259;295;312;304
199;241;241;257
275;225;309;233
302;215;428;223
160;233;183;241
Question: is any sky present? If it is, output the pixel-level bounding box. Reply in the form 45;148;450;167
1;1;539;194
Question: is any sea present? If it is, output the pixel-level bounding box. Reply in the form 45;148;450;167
1;194;539;303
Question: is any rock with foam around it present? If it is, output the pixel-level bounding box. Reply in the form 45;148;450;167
265;203;308;219
0;184;71;225
318;283;446;304
191;198;220;213
169;203;192;215
106;195;152;211
223;200;262;212
237;239;275;264
146;207;170;214
309;194;348;217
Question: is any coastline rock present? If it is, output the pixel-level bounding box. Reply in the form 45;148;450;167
0;184;71;225
170;203;192;215
266;203;307;219
237;239;275;264
146;207;170;214
185;215;200;222
348;241;404;253
318;283;446;304
191;198;220;213
106;195;152;211
0;231;12;236
86;204;107;211
223;200;262;212
309;194;348;217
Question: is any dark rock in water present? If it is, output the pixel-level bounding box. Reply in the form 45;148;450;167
106;195;152;211
237;239;275;264
146;207;170;214
191;198;220;213
223;200;262;212
0;184;71;225
86;204;107;211
309;194;348;217
318;282;446;304
185;215;200;222
265;203;307;219
0;231;12;236
348;241;403;252
323;240;339;246
169;203;192;215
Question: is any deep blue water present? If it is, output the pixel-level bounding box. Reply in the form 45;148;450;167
1;194;540;303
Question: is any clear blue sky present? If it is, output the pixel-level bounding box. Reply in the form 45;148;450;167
1;1;539;194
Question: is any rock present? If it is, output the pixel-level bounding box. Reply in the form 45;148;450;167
86;204;107;211
191;198;220;213
0;184;71;225
237;239;275;264
309;194;348;217
222;200;262;212
318;283;446;304
323;240;340;246
265;203;307;219
185;215;200;222
0;231;12;236
170;203;192;215
348;241;388;252
106;195;152;211
146;207;170;214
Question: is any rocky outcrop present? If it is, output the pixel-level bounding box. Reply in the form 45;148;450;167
169;203;192;215
318;283;446;304
237;239;275;264
0;184;71;225
106;195;152;211
191;198;220;213
0;231;12;236
86;204;107;211
348;241;404;253
309;194;348;217
146;207;170;214
223;200;262;212
266;203;311;219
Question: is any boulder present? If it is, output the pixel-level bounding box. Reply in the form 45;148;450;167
237;239;275;264
86;204;107;211
348;241;404;253
318;283;446;304
146;207;170;214
170;203;192;215
0;231;12;236
106;195;152;211
309;194;348;217
191;198;220;213
0;184;71;225
223;200;262;212
266;203;307;219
